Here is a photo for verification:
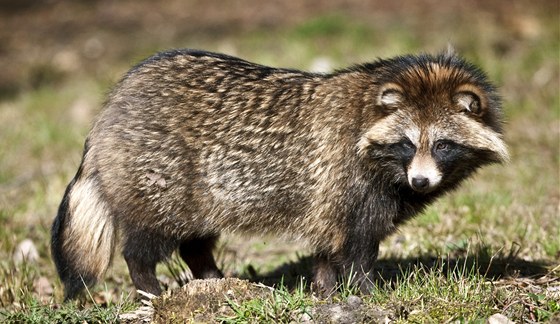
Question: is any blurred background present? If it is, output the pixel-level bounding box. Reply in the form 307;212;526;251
0;0;558;318
0;0;556;96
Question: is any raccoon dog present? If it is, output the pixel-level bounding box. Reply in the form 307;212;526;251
51;49;508;299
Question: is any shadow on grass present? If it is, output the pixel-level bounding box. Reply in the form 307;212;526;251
248;250;554;291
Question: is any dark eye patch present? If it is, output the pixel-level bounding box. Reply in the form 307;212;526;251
390;138;416;161
434;141;450;152
432;140;463;163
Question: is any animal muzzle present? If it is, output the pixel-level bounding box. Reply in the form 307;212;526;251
407;154;442;193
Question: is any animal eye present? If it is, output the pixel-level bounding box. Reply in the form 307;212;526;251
389;139;416;159
432;140;462;162
435;142;449;152
398;139;416;157
402;141;415;150
437;142;448;151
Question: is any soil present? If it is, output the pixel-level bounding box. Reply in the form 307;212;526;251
151;278;272;323
119;278;393;323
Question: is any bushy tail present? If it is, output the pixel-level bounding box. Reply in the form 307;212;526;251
51;160;116;300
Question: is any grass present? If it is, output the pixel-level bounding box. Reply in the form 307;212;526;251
371;261;498;322
220;279;312;323
0;295;137;324
0;1;558;322
370;254;558;322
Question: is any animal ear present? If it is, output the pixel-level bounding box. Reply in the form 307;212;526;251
377;83;404;109
453;84;487;117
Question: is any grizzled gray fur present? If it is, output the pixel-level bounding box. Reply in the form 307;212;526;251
51;49;507;299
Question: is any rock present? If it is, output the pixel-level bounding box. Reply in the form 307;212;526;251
33;276;53;298
149;278;273;323
328;304;357;323
488;313;514;324
299;312;313;323
347;295;363;308
313;303;360;324
13;239;39;264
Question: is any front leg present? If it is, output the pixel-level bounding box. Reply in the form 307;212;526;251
341;240;380;293
313;240;380;295
313;254;339;296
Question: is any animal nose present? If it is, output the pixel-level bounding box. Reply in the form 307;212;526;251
411;176;430;191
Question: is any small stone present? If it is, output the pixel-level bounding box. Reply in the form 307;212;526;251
488;313;514;324
33;276;53;298
328;304;355;323
13;239;39;264
329;305;345;320
347;295;363;308
299;312;312;323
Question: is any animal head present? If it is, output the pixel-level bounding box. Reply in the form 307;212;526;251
356;51;508;194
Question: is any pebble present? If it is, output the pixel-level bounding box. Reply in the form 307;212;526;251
488;313;514;324
347;295;363;308
13;239;39;264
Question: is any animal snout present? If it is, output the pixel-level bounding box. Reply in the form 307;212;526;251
411;176;430;192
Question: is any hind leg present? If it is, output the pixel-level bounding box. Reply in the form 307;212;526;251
123;230;176;296
124;255;161;296
179;236;223;279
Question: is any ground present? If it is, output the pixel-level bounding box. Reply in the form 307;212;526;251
0;0;558;322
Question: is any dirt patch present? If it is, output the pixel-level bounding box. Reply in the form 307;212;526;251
121;278;273;323
311;297;391;324
119;278;393;323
